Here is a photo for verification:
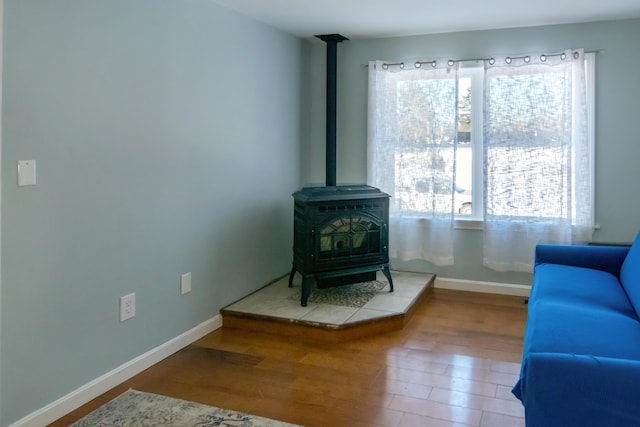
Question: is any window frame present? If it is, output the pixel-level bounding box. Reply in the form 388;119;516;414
455;65;484;228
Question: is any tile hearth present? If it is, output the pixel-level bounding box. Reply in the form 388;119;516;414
221;271;434;341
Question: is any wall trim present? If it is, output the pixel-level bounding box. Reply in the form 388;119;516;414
8;314;223;427
435;277;531;297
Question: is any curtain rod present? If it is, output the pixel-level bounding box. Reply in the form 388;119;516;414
370;49;603;70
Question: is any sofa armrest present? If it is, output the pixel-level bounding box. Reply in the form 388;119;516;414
515;352;640;427
535;244;630;276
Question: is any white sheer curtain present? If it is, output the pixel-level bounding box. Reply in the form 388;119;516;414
368;60;459;266
482;49;594;272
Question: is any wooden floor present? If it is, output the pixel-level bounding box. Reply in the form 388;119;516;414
50;288;528;427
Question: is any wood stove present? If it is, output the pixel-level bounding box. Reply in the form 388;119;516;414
289;185;393;306
289;34;393;306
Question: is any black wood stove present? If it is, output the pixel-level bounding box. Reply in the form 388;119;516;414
288;34;393;306
289;185;393;306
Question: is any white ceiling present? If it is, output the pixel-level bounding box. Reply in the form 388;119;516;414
209;0;640;40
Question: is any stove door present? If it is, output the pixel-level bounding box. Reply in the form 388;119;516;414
318;214;381;259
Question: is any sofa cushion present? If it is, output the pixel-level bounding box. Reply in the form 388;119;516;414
533;263;635;317
525;301;640;360
621;232;640;317
526;264;640;359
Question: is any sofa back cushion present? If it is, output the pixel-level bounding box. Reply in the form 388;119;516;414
620;232;640;316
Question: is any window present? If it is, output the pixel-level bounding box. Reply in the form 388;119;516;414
380;56;594;224
382;66;484;221
368;50;594;271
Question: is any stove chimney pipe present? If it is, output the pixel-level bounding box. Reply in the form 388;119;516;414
315;34;348;187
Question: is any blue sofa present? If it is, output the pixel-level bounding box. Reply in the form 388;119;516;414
513;232;640;427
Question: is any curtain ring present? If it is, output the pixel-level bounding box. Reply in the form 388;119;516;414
399;62;405;69
505;57;512;64
432;60;437;68
524;56;531;63
540;54;547;62
447;59;454;67
414;62;421;68
560;52;567;60
488;58;495;65
573;51;580;59
382;63;389;70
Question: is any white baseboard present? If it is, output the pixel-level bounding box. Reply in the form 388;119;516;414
9;314;223;427
435;277;531;297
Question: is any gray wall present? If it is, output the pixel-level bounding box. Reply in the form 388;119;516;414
304;19;640;285
0;1;305;425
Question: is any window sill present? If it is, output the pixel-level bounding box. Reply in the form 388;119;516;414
454;218;484;230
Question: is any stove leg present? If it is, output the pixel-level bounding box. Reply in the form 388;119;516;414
288;267;297;288
301;276;313;307
381;266;394;292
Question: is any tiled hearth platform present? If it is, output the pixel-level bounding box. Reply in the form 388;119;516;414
221;271;434;342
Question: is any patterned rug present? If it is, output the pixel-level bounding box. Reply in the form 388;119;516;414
290;280;388;308
70;389;302;427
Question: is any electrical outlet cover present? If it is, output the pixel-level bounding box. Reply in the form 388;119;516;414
119;293;136;322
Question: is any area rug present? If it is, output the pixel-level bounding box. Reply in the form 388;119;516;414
70;389;303;427
289;280;388;308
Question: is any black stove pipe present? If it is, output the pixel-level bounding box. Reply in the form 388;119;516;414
315;34;348;187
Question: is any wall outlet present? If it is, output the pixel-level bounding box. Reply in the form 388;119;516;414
181;272;192;295
119;293;136;322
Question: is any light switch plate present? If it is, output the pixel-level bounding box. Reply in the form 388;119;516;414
181;272;192;295
18;160;37;186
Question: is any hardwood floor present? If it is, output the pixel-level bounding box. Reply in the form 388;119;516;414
50;287;528;427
